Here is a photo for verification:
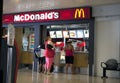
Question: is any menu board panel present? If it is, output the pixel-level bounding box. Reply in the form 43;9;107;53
49;31;56;38
77;30;84;38
69;30;76;38
84;30;89;38
56;31;63;38
63;31;69;38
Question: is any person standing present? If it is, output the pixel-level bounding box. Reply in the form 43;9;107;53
44;36;55;75
39;44;46;73
64;40;74;74
34;44;46;73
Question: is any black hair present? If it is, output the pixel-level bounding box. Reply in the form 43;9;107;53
40;44;45;49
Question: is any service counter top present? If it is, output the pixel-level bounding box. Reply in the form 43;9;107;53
54;51;88;67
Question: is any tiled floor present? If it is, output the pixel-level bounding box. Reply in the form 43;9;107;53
17;69;120;83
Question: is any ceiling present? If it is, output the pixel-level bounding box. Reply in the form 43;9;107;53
3;0;120;14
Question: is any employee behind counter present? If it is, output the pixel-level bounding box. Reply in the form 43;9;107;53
64;40;74;74
54;40;88;74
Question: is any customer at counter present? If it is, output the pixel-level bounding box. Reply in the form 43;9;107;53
64;40;74;74
44;36;55;75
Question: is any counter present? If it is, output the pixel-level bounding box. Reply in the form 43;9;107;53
54;51;88;67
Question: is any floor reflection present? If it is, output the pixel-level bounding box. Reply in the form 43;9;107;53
17;69;120;83
44;75;51;83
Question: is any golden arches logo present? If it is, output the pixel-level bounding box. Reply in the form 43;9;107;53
74;8;85;18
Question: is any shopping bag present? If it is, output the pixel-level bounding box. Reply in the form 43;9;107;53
60;50;65;63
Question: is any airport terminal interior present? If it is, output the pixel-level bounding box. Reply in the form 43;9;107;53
16;68;120;83
0;0;120;83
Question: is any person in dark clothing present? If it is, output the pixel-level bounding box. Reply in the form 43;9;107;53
0;29;18;83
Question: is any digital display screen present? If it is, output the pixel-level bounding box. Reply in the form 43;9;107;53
63;31;69;38
56;31;63;38
69;30;77;38
49;31;56;38
49;30;89;38
84;30;89;38
77;30;84;38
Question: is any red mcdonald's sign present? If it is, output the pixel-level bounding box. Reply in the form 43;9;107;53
3;7;92;24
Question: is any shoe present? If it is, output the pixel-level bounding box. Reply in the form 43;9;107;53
47;72;51;75
44;71;47;74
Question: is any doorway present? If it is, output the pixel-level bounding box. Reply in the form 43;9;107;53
15;26;34;70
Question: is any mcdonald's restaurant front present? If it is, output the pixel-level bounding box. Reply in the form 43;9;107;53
3;6;94;76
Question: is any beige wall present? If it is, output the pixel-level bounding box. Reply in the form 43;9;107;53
3;0;120;14
94;16;120;77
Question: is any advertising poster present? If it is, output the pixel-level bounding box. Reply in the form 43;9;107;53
29;33;34;50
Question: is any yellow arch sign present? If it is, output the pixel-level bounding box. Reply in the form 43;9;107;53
74;8;85;19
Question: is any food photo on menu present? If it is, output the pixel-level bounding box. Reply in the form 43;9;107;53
49;31;56;38
56;31;63;38
69;30;76;38
63;30;69;38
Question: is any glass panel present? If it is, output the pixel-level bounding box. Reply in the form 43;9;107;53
22;28;34;51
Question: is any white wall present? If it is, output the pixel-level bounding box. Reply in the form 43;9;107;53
94;16;120;78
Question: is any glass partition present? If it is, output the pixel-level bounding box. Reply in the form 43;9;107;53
22;28;34;51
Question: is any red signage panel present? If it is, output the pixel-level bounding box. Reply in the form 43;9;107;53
3;7;92;24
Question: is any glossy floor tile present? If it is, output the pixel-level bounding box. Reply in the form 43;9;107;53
17;69;120;83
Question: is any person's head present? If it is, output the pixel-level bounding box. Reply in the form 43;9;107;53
2;28;8;38
66;41;72;46
40;44;45;49
46;36;52;41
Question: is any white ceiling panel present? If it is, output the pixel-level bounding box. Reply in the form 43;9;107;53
3;0;120;14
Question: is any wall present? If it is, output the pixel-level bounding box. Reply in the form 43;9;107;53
94;16;120;77
93;4;120;78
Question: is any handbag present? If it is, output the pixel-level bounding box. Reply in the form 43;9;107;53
60;50;65;59
60;50;65;63
47;44;53;49
61;50;65;56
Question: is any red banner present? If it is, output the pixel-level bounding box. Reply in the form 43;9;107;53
3;7;91;24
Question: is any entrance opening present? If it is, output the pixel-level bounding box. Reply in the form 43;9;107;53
15;26;34;70
46;23;89;74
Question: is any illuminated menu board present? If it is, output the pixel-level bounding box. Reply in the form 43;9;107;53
69;30;77;38
84;30;89;38
49;29;89;38
49;31;56;38
77;30;84;38
63;31;69;38
56;31;63;38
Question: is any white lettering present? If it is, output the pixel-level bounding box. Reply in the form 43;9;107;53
14;12;59;22
24;14;29;21
48;12;53;19
14;15;20;21
20;15;24;21
54;12;59;19
30;14;35;20
34;14;40;20
45;13;47;19
41;14;45;20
